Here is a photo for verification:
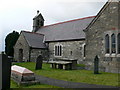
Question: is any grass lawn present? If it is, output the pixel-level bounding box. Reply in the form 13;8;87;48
13;62;119;87
11;79;60;88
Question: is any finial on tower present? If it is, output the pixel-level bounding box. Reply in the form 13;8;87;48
32;10;44;32
37;10;39;14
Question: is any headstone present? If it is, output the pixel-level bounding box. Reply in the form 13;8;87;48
8;56;13;62
11;65;39;86
35;55;43;70
0;53;11;90
94;55;99;74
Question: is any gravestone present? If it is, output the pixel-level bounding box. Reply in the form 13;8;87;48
35;55;43;70
0;53;11;90
11;65;39;86
94;55;99;74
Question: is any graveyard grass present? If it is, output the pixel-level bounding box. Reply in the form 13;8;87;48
11;79;60;88
12;62;119;87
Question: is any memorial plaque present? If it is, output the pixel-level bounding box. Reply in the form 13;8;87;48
35;55;43;70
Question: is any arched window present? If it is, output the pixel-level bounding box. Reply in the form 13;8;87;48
83;45;86;57
55;46;58;56
54;44;62;56
118;33;120;54
105;34;110;53
111;34;116;53
59;45;62;56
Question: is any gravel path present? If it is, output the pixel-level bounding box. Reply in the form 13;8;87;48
35;75;119;88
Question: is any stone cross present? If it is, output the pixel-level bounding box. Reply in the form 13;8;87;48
35;55;43;70
94;55;99;74
0;53;11;90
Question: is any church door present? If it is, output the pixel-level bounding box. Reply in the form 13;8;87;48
19;49;23;62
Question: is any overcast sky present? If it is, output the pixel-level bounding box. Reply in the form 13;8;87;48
0;0;108;52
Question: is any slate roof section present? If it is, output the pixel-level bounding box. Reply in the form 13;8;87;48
22;31;46;49
36;16;95;42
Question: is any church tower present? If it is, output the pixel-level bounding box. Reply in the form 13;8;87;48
32;10;44;32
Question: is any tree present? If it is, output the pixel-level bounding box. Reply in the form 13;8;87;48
5;31;19;57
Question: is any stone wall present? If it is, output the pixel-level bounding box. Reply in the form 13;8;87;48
48;40;85;64
85;2;120;73
14;33;30;62
30;49;48;62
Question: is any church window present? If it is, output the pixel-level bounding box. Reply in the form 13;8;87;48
83;45;86;57
118;33;120;54
55;46;58;56
59;45;62;56
70;51;73;55
105;34;110;53
111;34;116;53
54;44;62;56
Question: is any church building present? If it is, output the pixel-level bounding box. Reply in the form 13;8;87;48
84;1;120;73
14;0;120;73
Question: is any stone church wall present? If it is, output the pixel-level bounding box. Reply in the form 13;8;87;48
14;33;30;62
85;2;120;73
30;49;48;62
48;40;85;64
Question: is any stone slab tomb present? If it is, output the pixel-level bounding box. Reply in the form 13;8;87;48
11;65;39;85
49;61;72;70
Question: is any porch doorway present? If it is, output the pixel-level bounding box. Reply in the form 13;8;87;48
19;49;23;62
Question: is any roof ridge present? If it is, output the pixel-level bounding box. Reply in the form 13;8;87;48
22;30;44;36
84;1;110;31
42;16;96;28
